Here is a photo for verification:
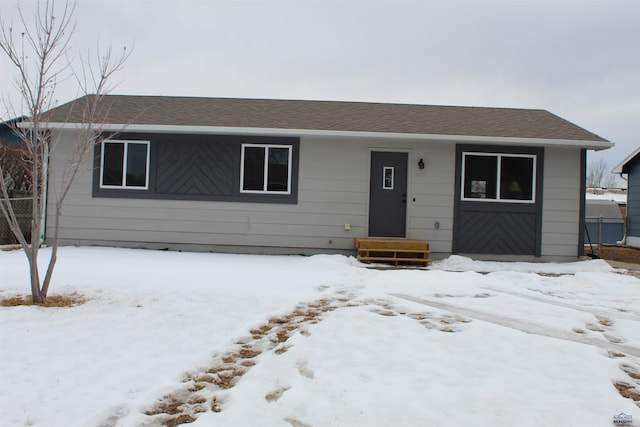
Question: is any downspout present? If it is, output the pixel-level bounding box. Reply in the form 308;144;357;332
39;138;49;245
617;173;628;245
578;149;587;256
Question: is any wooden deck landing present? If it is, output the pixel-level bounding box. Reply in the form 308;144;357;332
354;238;432;267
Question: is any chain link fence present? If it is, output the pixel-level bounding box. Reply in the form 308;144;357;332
584;216;625;248
0;197;33;245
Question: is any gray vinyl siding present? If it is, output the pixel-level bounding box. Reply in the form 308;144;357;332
407;143;456;254
46;131;457;256
540;146;582;258
627;158;640;238
46;129;585;259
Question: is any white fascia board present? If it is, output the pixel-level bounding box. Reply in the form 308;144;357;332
40;122;614;150
612;146;640;174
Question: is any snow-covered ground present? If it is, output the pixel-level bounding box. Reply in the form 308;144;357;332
1;247;640;427
586;188;627;203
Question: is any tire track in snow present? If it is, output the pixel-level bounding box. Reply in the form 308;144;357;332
392;293;640;357
481;286;640;321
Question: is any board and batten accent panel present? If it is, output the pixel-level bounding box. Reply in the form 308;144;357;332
155;138;235;196
452;145;544;257
540;146;583;258
92;132;299;204
457;210;537;255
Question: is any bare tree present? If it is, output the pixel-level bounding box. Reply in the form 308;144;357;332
0;138;32;197
587;158;608;188
587;158;620;188
603;172;619;188
0;0;128;303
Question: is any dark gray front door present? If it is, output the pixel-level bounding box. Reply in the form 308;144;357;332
369;151;407;237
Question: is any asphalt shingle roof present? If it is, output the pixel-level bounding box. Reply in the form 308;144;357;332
586;200;624;222
45;95;608;142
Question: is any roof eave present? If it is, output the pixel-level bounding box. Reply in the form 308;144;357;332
612;146;640;174
36;121;614;150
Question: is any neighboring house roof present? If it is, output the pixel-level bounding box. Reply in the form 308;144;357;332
612;147;640;174
40;95;610;148
0;117;26;146
585;200;624;223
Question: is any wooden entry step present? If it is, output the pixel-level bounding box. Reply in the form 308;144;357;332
354;238;432;267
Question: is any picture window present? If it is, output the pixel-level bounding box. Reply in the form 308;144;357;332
462;152;535;202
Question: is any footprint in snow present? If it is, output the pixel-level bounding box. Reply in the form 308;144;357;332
97;406;129;427
296;359;315;379
265;385;291;402
284;417;313;427
596;315;614;327
603;333;626;344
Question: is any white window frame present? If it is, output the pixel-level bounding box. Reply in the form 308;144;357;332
382;166;394;190
461;152;536;203
99;139;150;190
240;144;292;194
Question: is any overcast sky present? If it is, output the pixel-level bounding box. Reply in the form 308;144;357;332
1;0;638;176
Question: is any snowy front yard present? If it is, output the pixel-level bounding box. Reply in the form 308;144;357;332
1;247;640;427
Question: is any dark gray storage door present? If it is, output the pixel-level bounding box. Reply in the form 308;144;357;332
368;151;407;237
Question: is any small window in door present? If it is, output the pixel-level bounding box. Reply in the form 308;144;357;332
383;167;394;189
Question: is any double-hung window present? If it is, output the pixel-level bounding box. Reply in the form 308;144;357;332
100;140;150;189
461;152;536;202
240;144;292;194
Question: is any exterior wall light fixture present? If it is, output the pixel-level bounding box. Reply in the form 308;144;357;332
418;158;425;169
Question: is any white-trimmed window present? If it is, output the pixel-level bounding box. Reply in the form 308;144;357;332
461;152;536;202
383;166;394;189
100;140;150;189
240;144;292;194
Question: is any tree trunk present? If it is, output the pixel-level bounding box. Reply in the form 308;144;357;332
29;244;43;303
41;205;62;299
1;0;129;304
